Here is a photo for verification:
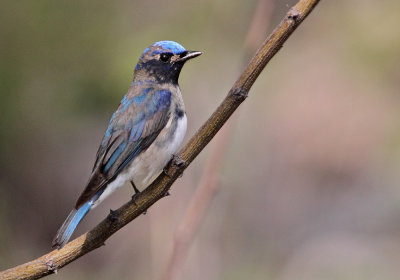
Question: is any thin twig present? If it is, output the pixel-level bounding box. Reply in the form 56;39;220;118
0;1;320;279
160;1;274;279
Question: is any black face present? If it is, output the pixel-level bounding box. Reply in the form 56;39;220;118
135;51;188;84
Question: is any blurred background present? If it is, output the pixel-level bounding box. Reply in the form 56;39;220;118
1;0;400;279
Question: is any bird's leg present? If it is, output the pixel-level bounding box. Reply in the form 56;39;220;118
130;181;148;215
131;181;140;205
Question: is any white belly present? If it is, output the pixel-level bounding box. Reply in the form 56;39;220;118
92;113;187;207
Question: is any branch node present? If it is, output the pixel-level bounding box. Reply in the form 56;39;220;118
172;154;186;168
45;260;58;274
108;209;120;223
288;7;300;21
232;87;248;101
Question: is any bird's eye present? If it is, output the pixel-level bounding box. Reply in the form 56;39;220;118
160;52;173;63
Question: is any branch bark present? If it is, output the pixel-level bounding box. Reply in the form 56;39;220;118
0;1;320;279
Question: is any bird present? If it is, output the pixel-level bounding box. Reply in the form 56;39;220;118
52;41;202;248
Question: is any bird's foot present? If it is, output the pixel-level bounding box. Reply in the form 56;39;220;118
108;209;120;223
164;191;170;197
163;167;172;177
131;193;139;206
130;181;147;215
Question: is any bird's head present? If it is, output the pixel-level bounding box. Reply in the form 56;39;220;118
133;41;202;84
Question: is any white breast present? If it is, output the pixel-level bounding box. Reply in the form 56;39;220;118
92;113;187;207
137;113;187;185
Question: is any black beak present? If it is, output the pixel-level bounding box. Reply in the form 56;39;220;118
178;50;202;62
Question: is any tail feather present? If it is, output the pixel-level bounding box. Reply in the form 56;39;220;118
52;202;92;249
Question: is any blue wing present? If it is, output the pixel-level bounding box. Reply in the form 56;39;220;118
75;87;171;208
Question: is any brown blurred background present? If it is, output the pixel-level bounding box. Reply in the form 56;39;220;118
1;0;400;279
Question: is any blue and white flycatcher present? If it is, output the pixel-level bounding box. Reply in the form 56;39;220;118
52;41;202;248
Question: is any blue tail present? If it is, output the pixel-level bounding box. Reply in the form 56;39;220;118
52;201;92;248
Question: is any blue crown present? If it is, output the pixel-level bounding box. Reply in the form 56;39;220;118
153;41;186;54
142;41;187;57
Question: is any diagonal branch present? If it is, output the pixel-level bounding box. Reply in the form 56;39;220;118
0;1;320;279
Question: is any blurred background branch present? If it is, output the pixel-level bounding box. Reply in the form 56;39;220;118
160;1;274;279
0;0;320;279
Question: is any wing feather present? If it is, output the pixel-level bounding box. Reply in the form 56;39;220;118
75;88;171;208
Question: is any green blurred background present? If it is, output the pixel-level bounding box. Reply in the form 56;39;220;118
1;0;400;279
